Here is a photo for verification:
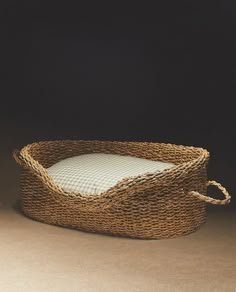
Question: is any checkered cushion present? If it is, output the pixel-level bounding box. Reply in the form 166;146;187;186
47;153;175;195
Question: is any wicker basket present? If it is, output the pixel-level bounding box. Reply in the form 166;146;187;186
13;140;231;239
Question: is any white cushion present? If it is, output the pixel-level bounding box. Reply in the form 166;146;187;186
47;153;175;195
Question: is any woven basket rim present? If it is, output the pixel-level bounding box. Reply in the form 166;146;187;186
15;140;210;201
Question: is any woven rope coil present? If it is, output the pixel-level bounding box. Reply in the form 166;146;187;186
13;140;231;239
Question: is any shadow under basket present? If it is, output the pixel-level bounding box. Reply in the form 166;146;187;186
13;140;231;239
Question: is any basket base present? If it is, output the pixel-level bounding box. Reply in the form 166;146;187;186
20;204;207;240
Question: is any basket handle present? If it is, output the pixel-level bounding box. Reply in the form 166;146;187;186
188;180;231;205
13;149;23;165
13;149;48;179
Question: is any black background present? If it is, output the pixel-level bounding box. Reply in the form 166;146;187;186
2;2;235;207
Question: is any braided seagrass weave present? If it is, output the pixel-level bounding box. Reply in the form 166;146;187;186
13;140;231;239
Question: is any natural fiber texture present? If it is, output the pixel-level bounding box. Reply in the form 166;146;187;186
13;140;231;239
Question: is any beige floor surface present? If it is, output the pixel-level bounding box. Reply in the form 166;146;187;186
1;204;236;291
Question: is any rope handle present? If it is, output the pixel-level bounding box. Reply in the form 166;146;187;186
13;149;22;165
13;149;49;180
189;180;231;205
